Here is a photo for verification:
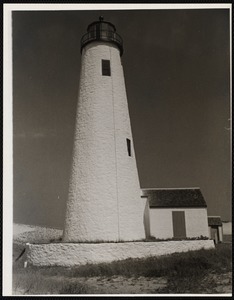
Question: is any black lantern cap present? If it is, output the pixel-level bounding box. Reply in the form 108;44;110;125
81;16;123;56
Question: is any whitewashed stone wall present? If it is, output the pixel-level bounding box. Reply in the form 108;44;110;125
149;208;209;239
26;240;215;267
63;42;145;242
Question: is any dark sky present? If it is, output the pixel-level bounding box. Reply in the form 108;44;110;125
13;9;231;228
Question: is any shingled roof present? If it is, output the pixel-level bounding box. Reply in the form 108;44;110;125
142;188;207;208
208;216;222;226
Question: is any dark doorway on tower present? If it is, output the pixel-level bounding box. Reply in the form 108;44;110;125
126;138;132;157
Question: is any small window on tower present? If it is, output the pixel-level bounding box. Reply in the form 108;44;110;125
126;138;131;157
102;59;111;76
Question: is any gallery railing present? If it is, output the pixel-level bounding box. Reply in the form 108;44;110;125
81;30;123;55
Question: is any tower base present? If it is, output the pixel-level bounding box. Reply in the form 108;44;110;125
24;240;214;267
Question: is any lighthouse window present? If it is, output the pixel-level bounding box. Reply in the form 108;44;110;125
102;59;111;76
126;138;132;157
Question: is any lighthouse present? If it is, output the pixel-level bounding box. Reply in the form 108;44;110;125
63;17;146;242
25;16;215;269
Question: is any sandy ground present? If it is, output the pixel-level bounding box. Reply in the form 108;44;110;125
74;273;231;294
66;275;168;294
13;272;232;295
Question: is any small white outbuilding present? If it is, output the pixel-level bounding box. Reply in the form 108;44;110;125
142;188;209;240
208;216;223;244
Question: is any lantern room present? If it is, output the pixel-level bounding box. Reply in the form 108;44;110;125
80;16;123;56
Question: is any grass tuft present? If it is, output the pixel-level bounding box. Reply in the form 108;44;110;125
64;245;231;279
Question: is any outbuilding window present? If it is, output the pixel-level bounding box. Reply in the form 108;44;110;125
126;138;131;157
102;59;111;76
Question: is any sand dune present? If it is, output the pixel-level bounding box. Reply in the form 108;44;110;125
13;223;63;244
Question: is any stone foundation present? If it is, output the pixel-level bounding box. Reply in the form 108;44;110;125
25;240;215;267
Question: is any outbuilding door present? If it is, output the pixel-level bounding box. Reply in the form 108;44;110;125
210;226;218;244
172;211;186;238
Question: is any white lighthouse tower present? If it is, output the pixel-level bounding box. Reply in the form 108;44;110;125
63;17;145;242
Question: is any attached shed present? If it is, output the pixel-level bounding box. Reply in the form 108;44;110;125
142;188;209;239
208;216;223;244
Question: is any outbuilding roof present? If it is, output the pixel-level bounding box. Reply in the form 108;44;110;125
142;188;207;208
208;216;222;226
